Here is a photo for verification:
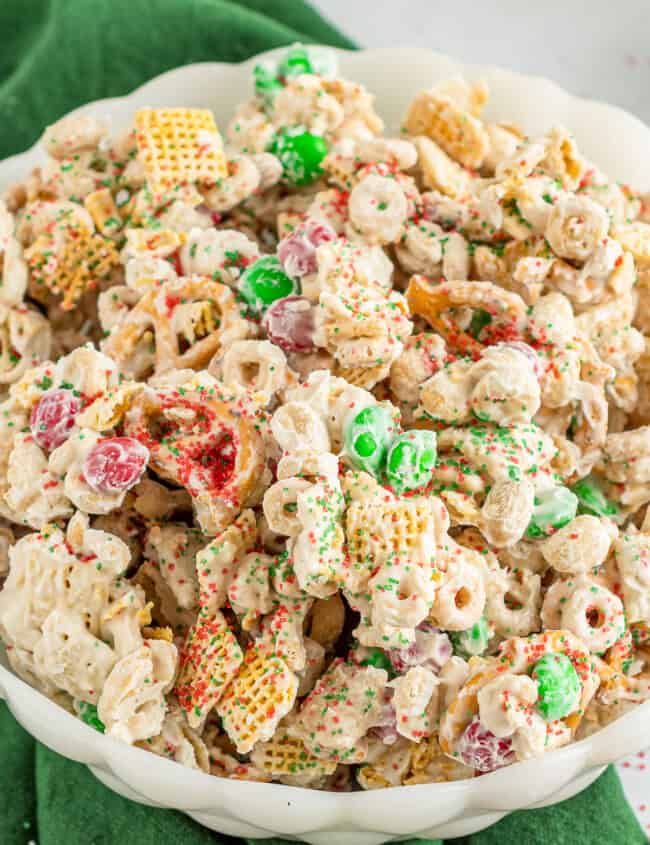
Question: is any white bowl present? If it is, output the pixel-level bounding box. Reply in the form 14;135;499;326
1;46;650;845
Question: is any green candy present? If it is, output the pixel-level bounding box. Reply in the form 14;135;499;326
268;127;328;186
253;63;283;110
571;476;618;518
450;615;490;658
277;44;315;79
344;404;397;476
532;652;581;721
525;486;578;539
238;255;298;313
468;308;493;339
77;701;105;733
386;430;437;493
360;647;393;674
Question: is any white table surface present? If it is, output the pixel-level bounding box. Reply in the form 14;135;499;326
313;0;650;834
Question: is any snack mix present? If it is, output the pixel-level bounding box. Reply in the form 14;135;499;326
1;43;650;790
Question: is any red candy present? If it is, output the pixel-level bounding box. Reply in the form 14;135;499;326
263;295;316;353
388;624;452;674
456;715;515;772
82;437;149;493
30;388;82;451
277;218;336;278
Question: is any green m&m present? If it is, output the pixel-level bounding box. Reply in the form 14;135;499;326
450;615;490;658
386;429;437;493
76;701;105;733
532;652;581;721
238;256;298;314
344;404;397;477
360;646;394;674
525;486;578;539
253;63;283;110
570;475;618;519
268;126;328;186
277;44;315;79
468;308;493;339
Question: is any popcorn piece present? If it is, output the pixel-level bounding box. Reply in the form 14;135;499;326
98;639;178;744
615;533;650;623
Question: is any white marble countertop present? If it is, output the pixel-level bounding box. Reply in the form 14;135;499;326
313;1;650;833
314;0;650;125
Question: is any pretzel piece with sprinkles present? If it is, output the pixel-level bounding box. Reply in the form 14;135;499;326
101;276;251;378
406;276;528;357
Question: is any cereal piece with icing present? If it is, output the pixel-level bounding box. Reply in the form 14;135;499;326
614;532;650;623
144;524;203;613
389;666;440;742
540;515;616;574
403;90;490;169
98;638;178;744
0;511;130;677
123;382;265;535
5;431;72;528
139;705;210;772
174;609;243;729
250;724;337;787
290;659;389;763
217;646;299;754
33;607;117;702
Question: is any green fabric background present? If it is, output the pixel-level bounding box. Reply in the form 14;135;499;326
0;1;646;843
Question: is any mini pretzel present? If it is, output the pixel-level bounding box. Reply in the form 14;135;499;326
593;630;650;704
174;610;243;729
406;276;528;356
102;277;250;377
135;108;228;194
25;226;120;310
216;648;299;754
124;384;265;534
438;661;504;755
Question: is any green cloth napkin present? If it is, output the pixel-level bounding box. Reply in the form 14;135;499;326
0;1;646;843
